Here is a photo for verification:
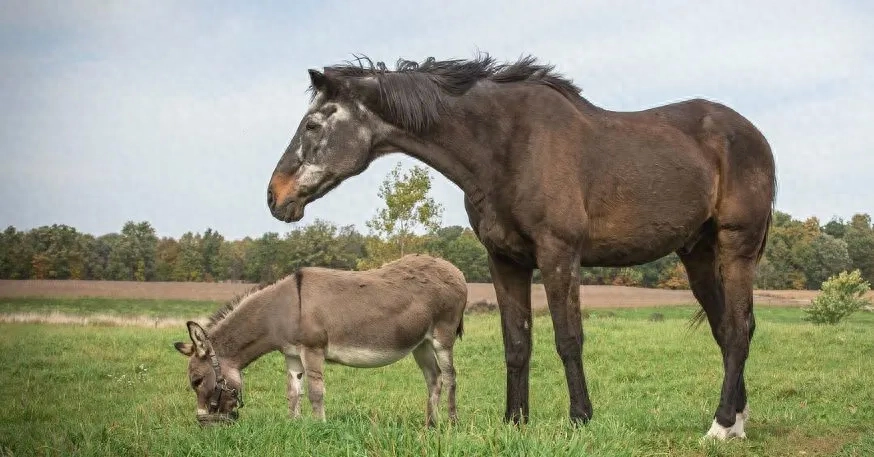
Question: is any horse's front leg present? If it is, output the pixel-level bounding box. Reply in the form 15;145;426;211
487;253;534;424
285;355;304;419
300;346;327;421
537;241;593;424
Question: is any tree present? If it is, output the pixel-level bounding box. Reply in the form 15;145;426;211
426;226;490;282
0;226;32;279
361;162;443;268
24;225;88;279
107;221;158;281
844;213;874;285
174;232;203;281
245;232;286;283
798;234;852;290
200;228;225;281
803;269;872;324
285;220;364;271
155;237;180;281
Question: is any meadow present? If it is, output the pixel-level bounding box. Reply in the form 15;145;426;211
1;297;872;456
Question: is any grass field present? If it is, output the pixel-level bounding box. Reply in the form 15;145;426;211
1;297;873;456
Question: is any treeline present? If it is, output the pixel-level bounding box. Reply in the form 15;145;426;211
1;210;872;290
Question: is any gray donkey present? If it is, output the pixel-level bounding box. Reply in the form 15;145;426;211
174;254;467;427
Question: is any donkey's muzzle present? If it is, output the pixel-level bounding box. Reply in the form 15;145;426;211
196;410;239;427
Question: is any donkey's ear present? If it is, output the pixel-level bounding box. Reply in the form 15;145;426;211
309;69;330;92
186;321;211;357
174;342;194;356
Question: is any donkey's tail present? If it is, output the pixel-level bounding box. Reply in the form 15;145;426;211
456;314;465;341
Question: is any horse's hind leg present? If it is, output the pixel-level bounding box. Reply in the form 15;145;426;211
681;222;763;440
412;340;441;427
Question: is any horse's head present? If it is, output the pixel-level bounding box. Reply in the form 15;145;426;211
267;69;392;222
173;321;243;426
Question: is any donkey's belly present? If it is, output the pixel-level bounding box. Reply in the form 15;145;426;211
325;343;415;368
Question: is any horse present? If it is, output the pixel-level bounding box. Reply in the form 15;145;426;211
266;54;776;440
173;254;468;427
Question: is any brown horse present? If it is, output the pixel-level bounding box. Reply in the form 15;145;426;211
266;54;776;440
174;254;467;427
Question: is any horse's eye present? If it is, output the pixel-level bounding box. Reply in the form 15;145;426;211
191;378;203;389
305;120;320;131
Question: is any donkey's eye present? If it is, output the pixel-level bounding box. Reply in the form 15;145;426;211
305;120;320;131
191;378;203;389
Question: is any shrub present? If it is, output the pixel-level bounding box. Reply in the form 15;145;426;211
802;270;871;324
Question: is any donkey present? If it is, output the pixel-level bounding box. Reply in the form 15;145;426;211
266;54;776;440
173;254;468;427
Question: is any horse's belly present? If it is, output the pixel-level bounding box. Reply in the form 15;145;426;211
325;344;414;368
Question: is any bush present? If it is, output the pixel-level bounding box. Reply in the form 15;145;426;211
802;270;871;324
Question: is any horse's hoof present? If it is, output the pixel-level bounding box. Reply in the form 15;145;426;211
701;414;747;441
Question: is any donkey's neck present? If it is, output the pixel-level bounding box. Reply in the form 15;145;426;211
207;283;291;370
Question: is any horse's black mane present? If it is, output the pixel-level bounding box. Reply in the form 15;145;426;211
311;53;583;133
206;280;275;330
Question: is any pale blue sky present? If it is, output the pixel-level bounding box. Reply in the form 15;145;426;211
1;1;872;239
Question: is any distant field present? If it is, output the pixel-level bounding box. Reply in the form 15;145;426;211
1;306;872;456
0;279;842;310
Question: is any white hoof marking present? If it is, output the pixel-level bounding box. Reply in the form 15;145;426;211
702;414;747;441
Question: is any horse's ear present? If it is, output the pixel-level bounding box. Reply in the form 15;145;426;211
174;342;194;356
309;69;330;92
186;321;211;358
343;76;381;111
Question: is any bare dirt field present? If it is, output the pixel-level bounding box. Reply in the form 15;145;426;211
0;279;840;310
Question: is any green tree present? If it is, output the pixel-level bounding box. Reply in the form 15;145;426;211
24;225;88;279
107;221;158;281
844;213;874;285
285;220;365;271
798;233;852;289
245;232;286;283
155;237;180;281
174;232;203;281
803;269;872;324
0;226;32;279
362;162;443;268
201;228;225;281
426;226;490;282
86;233;120;280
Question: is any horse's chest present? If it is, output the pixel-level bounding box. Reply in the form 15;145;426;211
476;218;535;266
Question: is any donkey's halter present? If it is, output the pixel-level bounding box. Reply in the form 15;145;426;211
207;352;244;414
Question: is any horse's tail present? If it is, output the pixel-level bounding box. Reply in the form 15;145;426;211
688;209;773;330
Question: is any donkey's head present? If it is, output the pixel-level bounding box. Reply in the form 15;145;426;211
173;321;243;426
267;69;394;222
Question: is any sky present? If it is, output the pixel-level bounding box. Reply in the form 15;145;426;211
1;1;872;240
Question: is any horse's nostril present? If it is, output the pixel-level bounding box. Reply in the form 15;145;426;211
267;188;275;210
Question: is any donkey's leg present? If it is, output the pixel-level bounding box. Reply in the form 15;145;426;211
412;340;441;427
300;346;327;421
488;253;534;424
536;244;592;424
433;338;458;424
285;355;305;419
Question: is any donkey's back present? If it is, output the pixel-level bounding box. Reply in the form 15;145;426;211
288;254;468;425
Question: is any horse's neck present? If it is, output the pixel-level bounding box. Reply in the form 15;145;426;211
209;289;287;370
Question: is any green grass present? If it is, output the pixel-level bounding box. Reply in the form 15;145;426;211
0;297;217;318
1;299;872;456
